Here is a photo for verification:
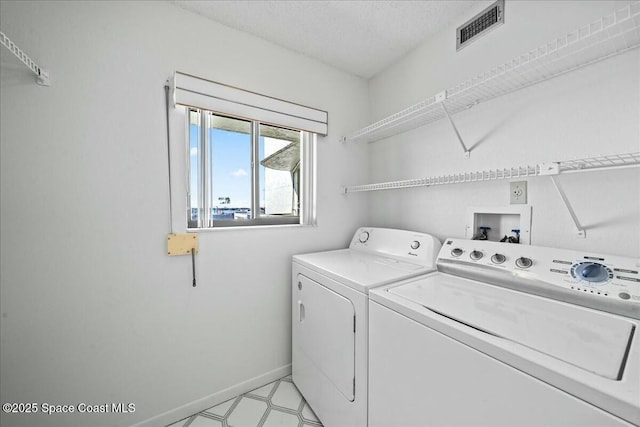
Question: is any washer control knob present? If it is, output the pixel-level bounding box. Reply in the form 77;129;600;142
516;257;533;269
470;250;483;260
491;253;506;264
358;231;370;244
411;240;420;250
451;248;464;257
571;262;611;283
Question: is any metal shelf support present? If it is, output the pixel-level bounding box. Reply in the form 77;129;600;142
437;91;471;158
0;31;50;86
549;175;586;238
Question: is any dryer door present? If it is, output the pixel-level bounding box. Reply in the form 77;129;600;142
294;273;355;401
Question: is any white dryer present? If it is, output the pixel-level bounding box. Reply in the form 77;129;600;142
292;227;441;427
369;238;639;427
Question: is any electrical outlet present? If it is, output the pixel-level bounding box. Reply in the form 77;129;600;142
510;181;527;204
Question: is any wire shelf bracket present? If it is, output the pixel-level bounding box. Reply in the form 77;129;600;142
437;91;471;158
0;31;50;86
549;175;586;238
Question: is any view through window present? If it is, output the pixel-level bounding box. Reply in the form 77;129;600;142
187;109;307;228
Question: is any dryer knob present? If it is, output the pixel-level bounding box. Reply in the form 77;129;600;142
516;257;533;269
470;250;484;260
451;248;464;257
411;240;420;250
358;231;370;243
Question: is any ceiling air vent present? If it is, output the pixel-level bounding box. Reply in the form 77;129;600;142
457;0;505;51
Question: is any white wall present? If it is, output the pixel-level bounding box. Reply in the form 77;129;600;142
0;2;369;427
366;0;640;257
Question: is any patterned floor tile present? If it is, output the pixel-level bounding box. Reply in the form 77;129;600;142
226;396;268;427
262;408;300;427
204;397;236;417
270;381;303;411
246;381;276;398
301;403;319;423
188;415;223;427
164;376;323;427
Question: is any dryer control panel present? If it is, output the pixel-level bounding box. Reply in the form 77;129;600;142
349;227;442;268
437;238;640;319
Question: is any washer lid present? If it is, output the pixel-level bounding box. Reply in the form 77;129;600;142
293;249;431;293
388;273;635;380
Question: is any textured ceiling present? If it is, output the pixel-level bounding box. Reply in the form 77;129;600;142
172;1;489;79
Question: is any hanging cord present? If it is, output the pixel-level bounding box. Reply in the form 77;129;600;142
191;248;197;287
164;82;173;234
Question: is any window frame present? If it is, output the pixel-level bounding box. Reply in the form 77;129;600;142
186;108;316;230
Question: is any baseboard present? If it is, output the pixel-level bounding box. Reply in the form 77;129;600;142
130;364;292;427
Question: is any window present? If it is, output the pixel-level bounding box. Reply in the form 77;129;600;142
173;71;325;229
187;109;316;228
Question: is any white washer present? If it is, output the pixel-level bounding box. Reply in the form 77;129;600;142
369;238;640;427
292;227;441;427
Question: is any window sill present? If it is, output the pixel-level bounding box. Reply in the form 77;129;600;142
186;223;317;233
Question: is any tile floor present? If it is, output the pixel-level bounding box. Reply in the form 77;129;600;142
167;376;323;427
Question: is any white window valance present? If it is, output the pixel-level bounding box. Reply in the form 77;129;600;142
173;71;328;135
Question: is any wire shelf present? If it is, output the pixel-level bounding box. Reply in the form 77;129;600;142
0;31;50;86
559;152;640;173
343;152;640;193
347;2;640;144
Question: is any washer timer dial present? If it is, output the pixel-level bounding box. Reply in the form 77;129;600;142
570;262;613;284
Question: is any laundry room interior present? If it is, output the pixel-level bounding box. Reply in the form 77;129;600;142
1;1;639;427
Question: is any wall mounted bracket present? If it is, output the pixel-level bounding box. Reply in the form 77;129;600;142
436;91;470;158
549;175;586;238
1;31;50;86
167;233;199;256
